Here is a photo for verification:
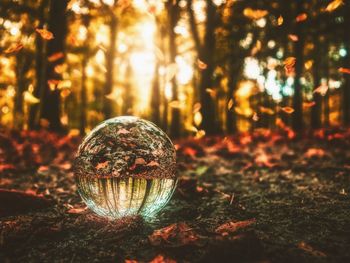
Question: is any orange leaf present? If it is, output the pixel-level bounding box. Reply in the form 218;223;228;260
277;15;283;26
296;13;308;22
215;219;256;234
48;52;64;62
4;43;23;54
338;67;350;74
243;8;268;20
298;242;327;257
281;106;294;114
325;0;344;12
288;34;299;42
303;101;316;108
197;59;207;70
259;106;275;115
36;28;54;40
313;85;328;96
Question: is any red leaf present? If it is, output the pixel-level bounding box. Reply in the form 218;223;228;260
149;222;199;247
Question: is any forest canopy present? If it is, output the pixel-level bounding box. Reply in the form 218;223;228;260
0;0;349;138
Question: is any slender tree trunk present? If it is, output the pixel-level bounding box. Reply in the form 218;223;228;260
199;0;217;135
103;14;117;119
226;67;238;133
29;0;47;129
14;53;26;129
167;0;180;138
150;62;161;125
343;4;350;126
292;0;304;132
80;55;87;135
41;0;68;131
311;38;323;129
122;61;133;115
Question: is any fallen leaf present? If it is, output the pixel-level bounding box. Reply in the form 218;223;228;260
338;67;350;74
304;148;326;158
197;59;207;70
288;34;299;42
277;15;283;26
303;101;316;108
48;52;64;62
281;106;294;114
259;106;275;115
298;242;327;257
149;222;199;247
194;111;203;127
96;161;109;169
36;28;54;40
4;43;23;54
67;207;86;214
325;0;344;12
215;219;256;235
296;13;308;22
313;85;328;96
24;91;40;104
243;8;268;20
227;98;234;110
206;88;217;98
149;255;176;263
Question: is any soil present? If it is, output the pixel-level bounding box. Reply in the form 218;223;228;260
0;128;349;262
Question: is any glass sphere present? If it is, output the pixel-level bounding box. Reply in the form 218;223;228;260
73;116;177;219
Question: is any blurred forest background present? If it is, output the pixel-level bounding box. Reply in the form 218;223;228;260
0;0;349;138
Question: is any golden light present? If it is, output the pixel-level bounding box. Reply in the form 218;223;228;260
175;56;193;85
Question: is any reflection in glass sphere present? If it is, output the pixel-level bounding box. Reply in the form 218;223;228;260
73;116;177;219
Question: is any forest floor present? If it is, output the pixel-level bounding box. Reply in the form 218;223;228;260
0;128;350;263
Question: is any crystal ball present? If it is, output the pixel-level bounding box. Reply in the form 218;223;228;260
73;116;177;219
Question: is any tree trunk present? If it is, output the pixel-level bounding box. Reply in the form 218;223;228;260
150;62;161;126
199;0;217;135
29;0;47;129
122;61;134;115
41;0;68;131
14;53;26;129
311;38;323;129
167;0;180;138
103;14;117;119
343;4;350;126
292;0;304;132
226;67;238;133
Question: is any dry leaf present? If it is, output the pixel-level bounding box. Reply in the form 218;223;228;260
298;242;327;257
194;111;203;127
149;222;199;247
288;34;299;42
206;88;217;98
259;106;275;115
303;101;316;108
281;106;294;114
197;59;207;70
48;52;64;62
215;219;256;234
325;0;344;12
24;91;40;104
243;8;268;20
4;43;23;54
277;15;283;26
296;13;308;22
96;161;109;170
338;67;350;74
227;98;234;110
313;85;328;96
36;28;54;40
